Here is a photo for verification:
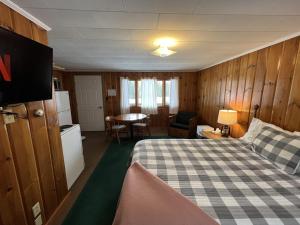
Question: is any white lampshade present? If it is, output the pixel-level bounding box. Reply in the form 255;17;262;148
217;110;237;125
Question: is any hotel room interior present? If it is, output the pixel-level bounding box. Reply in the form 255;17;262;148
1;0;300;225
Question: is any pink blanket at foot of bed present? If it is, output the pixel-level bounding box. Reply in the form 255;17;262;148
113;162;219;225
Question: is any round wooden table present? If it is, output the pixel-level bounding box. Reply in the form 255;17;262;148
114;113;147;139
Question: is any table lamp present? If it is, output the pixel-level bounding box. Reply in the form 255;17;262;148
217;110;237;137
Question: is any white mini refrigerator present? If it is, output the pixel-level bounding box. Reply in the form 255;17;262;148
55;91;85;190
61;124;85;190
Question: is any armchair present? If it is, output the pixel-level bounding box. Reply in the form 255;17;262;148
168;112;197;138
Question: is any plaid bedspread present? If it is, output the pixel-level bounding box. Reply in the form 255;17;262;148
132;139;300;225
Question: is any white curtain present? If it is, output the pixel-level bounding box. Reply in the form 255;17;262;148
141;78;158;114
169;77;179;114
120;77;130;114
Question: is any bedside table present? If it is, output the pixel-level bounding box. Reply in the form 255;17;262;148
200;130;229;140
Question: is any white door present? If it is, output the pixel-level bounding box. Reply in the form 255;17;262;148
74;76;105;131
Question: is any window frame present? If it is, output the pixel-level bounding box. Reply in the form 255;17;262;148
129;78;173;107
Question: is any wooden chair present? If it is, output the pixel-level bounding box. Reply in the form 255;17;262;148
168;112;197;138
105;116;127;144
132;115;151;138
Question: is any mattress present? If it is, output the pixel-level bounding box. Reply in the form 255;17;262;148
132;138;300;225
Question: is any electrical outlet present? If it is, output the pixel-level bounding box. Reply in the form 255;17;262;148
34;215;43;225
32;202;41;218
2;109;15;124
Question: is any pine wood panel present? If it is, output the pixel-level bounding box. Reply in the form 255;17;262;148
44;94;68;202
0;117;27;225
0;3;13;31
259;43;283;123
26;102;58;218
271;37;300;127
26;23;59;219
197;36;300;137
6;105;45;224
249;49;268;121
285;41;300;131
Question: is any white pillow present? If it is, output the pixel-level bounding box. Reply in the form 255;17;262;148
241;118;265;143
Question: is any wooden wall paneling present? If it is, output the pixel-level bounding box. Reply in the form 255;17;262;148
239;52;258;134
201;70;210;124
249;48;268;122
212;66;220;127
197;36;300;137
259;43;283;123
26;102;58;218
271;37;300;127
31;24;48;45
0;117;27;225
0;2;13;30
197;72;204;122
27;23;58;219
6;105;45;224
11;11;32;39
44;96;68;203
211;66;220;128
215;65;223;126
224;60;233;109
229;58;241;109
219;63;228;110
233;55;249;137
229;58;241;137
284;40;300;131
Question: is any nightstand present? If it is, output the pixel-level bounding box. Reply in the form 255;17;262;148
200;130;229;140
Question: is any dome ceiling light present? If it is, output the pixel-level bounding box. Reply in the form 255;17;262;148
152;38;177;57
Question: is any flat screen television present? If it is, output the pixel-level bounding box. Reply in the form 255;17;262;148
0;27;53;106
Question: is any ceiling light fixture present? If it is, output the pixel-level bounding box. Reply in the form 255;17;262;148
152;37;177;57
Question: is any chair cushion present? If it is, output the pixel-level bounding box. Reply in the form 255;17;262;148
112;125;126;130
176;112;196;125
132;123;147;127
171;122;189;130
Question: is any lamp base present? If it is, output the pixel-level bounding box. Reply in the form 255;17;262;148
221;125;230;137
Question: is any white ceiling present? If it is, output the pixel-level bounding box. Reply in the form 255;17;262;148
12;0;300;71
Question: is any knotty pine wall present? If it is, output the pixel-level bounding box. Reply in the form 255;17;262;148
58;72;198;127
0;3;67;225
197;36;300;138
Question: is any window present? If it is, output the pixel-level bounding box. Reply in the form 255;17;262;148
124;78;177;108
138;80;141;105
129;80;135;105
165;80;171;105
156;80;163;105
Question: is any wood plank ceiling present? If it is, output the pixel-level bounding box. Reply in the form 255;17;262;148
11;0;300;71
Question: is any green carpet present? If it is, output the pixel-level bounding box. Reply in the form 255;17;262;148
62;137;166;225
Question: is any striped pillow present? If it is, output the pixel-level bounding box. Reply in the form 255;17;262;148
253;126;300;175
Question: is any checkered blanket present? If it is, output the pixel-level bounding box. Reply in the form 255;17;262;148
132;139;300;225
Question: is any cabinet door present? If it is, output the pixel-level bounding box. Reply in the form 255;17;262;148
61;125;85;189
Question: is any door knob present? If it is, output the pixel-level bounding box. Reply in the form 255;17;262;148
98;106;102;109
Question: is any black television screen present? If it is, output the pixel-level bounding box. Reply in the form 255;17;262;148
0;27;53;106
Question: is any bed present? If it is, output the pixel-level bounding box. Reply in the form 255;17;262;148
132;138;300;225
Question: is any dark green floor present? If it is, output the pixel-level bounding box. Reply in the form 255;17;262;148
62;137;163;225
